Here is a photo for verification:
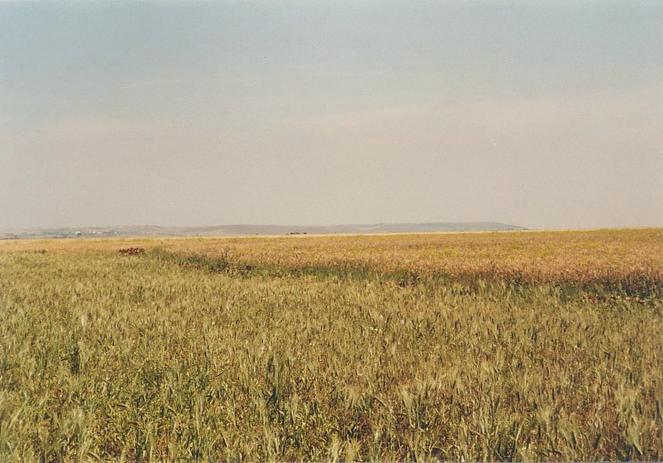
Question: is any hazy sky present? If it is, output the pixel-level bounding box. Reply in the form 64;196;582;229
1;0;662;229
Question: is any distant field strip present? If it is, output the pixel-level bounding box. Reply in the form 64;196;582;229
0;229;661;460
3;228;662;294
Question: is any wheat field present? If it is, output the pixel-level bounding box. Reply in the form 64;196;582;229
0;229;661;461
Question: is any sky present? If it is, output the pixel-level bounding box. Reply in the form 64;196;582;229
1;0;662;230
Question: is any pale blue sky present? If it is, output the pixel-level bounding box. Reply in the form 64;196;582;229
1;1;662;229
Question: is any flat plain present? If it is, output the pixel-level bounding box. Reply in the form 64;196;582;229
0;229;661;461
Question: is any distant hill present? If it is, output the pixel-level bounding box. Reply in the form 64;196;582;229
1;222;526;240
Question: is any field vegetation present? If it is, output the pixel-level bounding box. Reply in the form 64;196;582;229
0;229;661;460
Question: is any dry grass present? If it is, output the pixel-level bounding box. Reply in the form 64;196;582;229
0;229;661;460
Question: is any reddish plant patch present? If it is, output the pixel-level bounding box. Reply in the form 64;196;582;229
118;247;146;256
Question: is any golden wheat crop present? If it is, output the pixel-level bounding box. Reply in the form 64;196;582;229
0;229;661;460
3;228;661;292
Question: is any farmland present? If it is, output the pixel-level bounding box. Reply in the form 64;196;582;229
0;229;661;460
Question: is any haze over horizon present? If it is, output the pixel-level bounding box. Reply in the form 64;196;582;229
2;1;662;230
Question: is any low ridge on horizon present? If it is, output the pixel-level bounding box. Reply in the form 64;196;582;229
1;222;526;239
